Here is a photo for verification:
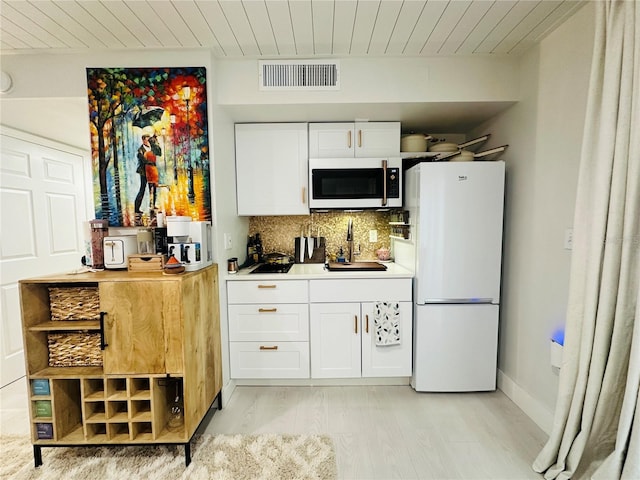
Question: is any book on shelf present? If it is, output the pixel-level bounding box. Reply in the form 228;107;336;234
31;379;50;396
36;423;53;439
34;400;52;417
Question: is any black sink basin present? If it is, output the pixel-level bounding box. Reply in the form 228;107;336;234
326;262;387;271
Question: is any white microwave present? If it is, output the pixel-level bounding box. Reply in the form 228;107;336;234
309;157;402;209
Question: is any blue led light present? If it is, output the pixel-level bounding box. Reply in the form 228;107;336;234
551;328;565;346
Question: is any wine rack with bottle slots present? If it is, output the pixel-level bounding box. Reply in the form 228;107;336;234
29;376;185;443
20;266;221;466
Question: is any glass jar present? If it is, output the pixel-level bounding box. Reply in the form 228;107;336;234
137;229;154;254
166;381;184;432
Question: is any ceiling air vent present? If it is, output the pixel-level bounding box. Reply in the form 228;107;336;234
259;60;340;91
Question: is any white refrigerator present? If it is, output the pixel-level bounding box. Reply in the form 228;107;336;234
402;161;505;392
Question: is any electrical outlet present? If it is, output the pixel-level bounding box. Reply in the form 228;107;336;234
224;233;232;250
564;228;573;250
369;230;378;242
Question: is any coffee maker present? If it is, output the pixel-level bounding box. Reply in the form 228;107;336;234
166;216;213;272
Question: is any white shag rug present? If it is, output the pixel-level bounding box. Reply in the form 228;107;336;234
0;434;337;480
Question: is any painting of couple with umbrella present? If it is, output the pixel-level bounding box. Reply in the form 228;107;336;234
86;66;211;227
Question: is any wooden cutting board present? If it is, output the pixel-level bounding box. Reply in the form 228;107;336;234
326;262;387;271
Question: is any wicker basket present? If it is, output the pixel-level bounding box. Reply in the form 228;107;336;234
49;287;100;321
47;333;103;367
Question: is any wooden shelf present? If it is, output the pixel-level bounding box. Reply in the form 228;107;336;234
130;391;150;400
31;416;53;422
29;320;100;332
155;428;188;442
107;392;128;401
110;432;131;442
31;367;103;378
58;424;86;443
85;413;107;422
133;432;154;442
30;394;52;400
84;391;105;401
108;412;129;422
20;265;221;463
130;411;152;422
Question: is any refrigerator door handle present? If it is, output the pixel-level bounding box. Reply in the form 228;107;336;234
422;298;495;304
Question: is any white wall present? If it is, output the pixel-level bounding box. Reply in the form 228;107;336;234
470;3;595;432
209;100;248;398
216;56;519;105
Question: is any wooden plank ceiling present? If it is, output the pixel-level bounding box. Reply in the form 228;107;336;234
1;0;586;57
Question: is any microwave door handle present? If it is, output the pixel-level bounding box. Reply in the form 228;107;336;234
381;159;388;206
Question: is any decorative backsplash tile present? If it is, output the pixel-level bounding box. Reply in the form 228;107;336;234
248;211;392;261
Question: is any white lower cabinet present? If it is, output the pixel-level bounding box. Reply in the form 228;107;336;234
228;281;310;379
227;277;413;380
309;279;413;379
310;303;361;378
229;341;310;379
361;301;413;377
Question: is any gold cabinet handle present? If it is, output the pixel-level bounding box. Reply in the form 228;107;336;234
355;315;358;334
366;314;369;333
302;186;306;204
358;129;362;147
258;307;277;313
382;159;388;207
259;345;278;351
258;284;276;289
348;130;352;148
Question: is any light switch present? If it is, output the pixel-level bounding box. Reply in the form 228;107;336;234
224;233;232;250
369;230;378;242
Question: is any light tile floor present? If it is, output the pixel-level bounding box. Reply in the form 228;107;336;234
1;378;547;479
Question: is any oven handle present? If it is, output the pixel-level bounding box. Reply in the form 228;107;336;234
381;159;388;206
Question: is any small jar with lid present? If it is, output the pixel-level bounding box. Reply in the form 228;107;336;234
137;229;154;254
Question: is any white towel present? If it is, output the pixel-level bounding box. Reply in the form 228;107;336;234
374;302;401;346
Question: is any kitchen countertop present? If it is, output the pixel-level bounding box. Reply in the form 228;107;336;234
225;261;414;280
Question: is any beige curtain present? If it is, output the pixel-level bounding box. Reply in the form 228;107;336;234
533;1;639;479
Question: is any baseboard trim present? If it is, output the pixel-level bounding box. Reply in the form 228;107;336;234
233;377;411;387
220;379;237;408
497;370;554;435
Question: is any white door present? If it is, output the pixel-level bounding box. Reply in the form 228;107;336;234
361;301;412;377
416;162;505;303
0;129;89;387
412;304;499;392
308;123;354;158
354;122;401;157
310;302;361;378
235;123;309;216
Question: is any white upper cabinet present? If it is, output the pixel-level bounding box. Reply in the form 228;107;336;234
235;123;309;216
309;122;400;158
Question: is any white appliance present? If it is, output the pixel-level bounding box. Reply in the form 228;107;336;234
309;157;402;209
166;216;213;272
402;161;505;392
103;235;137;269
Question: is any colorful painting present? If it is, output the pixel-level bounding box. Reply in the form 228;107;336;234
86;67;211;227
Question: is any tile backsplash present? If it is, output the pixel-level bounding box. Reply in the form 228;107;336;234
248;211;392;261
